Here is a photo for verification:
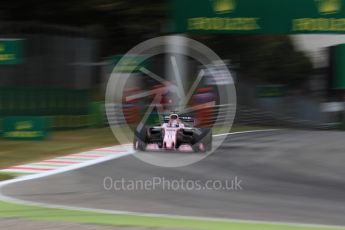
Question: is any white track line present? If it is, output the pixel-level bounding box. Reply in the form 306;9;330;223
213;128;280;137
3;129;343;229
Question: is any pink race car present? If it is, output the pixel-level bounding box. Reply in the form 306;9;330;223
133;114;212;152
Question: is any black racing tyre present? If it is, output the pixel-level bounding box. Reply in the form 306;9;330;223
204;130;213;151
133;127;148;151
194;128;212;152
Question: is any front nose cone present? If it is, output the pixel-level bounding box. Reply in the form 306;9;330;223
165;141;174;149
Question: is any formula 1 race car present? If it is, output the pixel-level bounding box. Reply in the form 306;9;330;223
133;113;212;152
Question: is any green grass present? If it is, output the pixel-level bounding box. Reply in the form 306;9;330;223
0;201;342;230
0;172;15;181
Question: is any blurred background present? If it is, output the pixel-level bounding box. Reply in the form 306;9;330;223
1;1;345;229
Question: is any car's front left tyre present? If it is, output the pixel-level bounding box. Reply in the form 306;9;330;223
133;127;148;151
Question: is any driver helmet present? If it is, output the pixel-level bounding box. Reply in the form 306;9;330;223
169;114;179;127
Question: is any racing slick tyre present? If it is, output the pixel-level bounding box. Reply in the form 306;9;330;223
194;128;212;152
204;130;213;151
133;127;148;151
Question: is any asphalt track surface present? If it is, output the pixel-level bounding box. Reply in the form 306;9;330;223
2;130;345;226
